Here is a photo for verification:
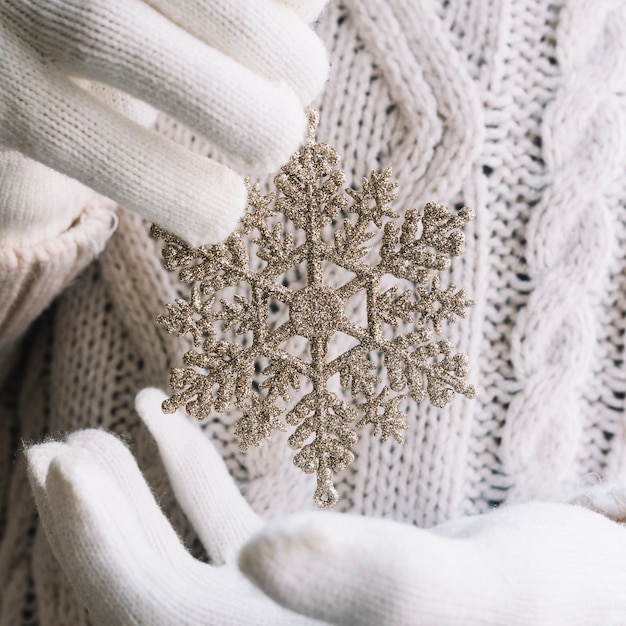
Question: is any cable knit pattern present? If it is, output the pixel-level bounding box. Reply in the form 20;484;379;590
503;0;626;501
2;0;626;622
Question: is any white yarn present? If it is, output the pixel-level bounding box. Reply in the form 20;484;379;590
26;389;322;626
502;0;626;502
241;502;626;625
2;0;626;622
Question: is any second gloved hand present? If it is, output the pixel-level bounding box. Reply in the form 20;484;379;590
26;388;326;625
240;492;626;625
0;0;329;246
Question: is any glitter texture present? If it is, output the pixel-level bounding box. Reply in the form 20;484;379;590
152;110;477;508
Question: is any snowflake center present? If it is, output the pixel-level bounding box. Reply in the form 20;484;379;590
289;286;344;339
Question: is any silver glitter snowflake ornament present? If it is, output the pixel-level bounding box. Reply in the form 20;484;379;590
152;110;477;508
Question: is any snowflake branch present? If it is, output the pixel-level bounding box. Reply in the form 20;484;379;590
357;388;408;444
156;287;215;346
287;391;358;508
234;393;287;451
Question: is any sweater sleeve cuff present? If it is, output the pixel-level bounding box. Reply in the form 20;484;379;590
0;198;118;352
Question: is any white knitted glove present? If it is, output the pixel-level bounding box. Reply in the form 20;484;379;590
0;0;328;247
25;387;325;625
240;499;626;625
26;387;626;625
0;84;157;247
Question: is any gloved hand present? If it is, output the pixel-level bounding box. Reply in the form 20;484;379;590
0;0;329;247
240;497;626;625
27;387;626;625
25;388;325;625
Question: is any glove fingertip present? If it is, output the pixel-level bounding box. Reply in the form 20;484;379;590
45;451;135;531
45;453;93;512
239;512;335;582
136;387;183;428
135;387;169;418
25;441;69;490
255;93;309;173
189;171;248;248
239;513;353;622
135;388;204;455
149;162;247;248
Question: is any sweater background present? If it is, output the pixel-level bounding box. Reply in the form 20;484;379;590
1;1;626;622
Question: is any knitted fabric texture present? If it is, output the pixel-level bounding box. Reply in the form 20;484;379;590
1;0;626;623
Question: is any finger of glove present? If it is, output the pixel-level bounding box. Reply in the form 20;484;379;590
64;429;194;565
28;440;191;625
136;388;262;565
242;505;626;626
25;441;73;560
0;29;244;246
75;79;159;128
43;450;228;626
143;0;328;104
277;0;329;23
239;512;500;626
34;440;317;626
28;434;195;569
2;0;308;173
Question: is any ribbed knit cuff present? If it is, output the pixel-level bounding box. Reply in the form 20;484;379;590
0;199;118;353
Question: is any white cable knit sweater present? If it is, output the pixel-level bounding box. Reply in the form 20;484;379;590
2;0;626;623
